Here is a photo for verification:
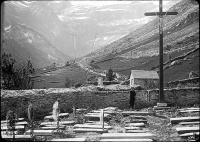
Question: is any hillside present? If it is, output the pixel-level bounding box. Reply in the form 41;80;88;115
80;0;199;82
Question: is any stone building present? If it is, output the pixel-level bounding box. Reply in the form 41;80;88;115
130;70;159;89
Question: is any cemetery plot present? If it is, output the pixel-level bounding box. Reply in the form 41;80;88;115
125;123;145;127
74;124;112;129
44;113;69;121
100;133;154;139
51;138;87;141
179;121;200;125
2;135;32;141
170;117;200;124
175;127;200;134
1;125;25;131
74;128;108;133
25;130;54;136
40;125;66;130
100;139;153;142
179;132;199;138
122;111;155;116
153;106;171;110
40;121;75;126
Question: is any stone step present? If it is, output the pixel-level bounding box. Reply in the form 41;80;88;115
125;127;142;130
126;130;150;133
51;138;86;141
176;127;200;134
74;128;108;133
25;130;54;136
74;124;112;129
1;125;25;131
180;121;200;125
122;111;154;116
100;139;153;142
40;121;75;126
2;135;32;141
170;117;200;124
125;123;145;127
179;132;199;137
44;113;69;120
100;133;154;139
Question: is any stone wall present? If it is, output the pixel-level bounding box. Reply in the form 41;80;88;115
164;77;199;89
1;87;199;120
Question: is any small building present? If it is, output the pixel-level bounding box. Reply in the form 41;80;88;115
130;70;159;89
98;77;103;86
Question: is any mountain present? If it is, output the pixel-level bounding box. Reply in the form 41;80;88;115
2;0;179;60
2;1;72;68
80;0;199;82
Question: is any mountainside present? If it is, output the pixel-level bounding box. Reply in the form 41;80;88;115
2;1;179;59
80;0;199;82
2;23;71;68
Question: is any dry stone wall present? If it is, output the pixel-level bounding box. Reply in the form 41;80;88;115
1;87;199;120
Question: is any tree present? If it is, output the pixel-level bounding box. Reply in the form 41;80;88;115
1;53;35;90
106;68;115;81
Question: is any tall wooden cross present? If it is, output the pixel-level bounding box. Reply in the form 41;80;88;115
144;0;178;103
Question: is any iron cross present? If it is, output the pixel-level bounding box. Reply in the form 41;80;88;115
144;0;178;103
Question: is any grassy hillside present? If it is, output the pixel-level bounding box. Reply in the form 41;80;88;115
82;0;199;82
32;64;95;89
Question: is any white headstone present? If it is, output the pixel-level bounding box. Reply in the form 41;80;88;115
100;109;104;130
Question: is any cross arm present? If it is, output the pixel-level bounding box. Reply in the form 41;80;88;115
144;12;178;16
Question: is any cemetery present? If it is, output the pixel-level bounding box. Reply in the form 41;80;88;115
1;102;199;141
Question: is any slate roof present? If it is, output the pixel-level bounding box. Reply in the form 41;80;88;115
131;70;159;79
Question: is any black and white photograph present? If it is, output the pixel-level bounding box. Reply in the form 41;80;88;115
1;0;199;141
